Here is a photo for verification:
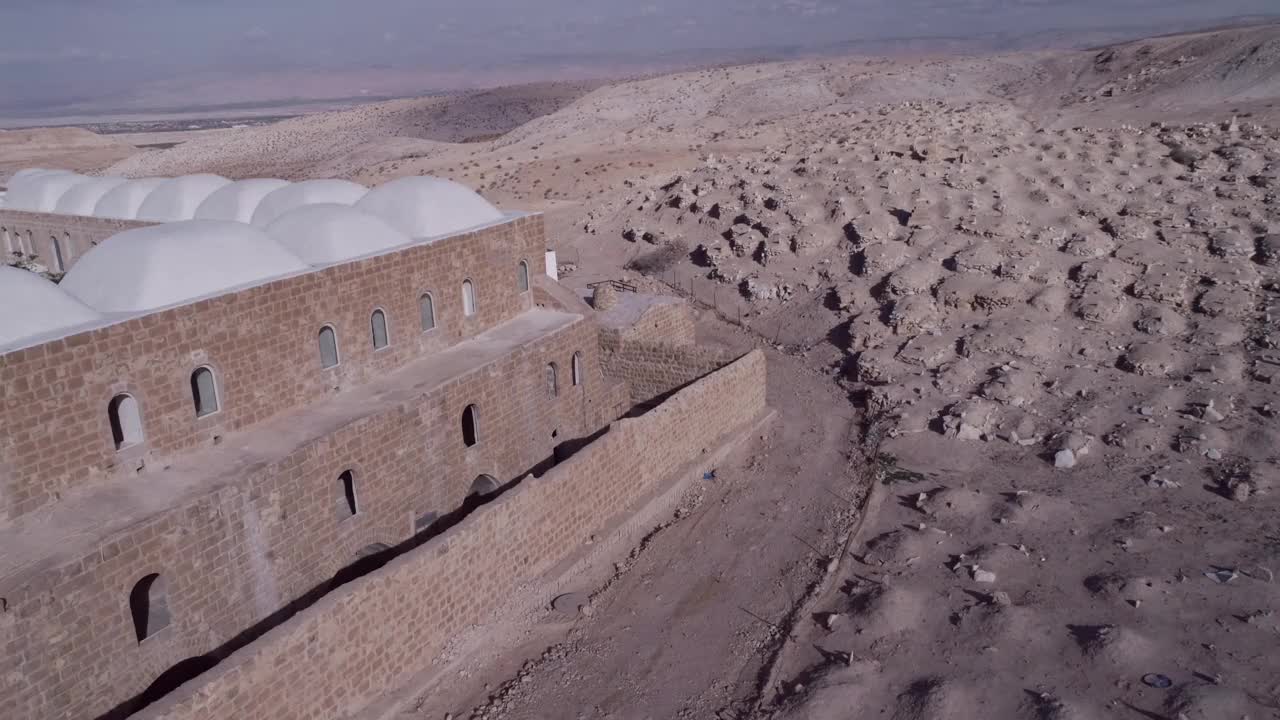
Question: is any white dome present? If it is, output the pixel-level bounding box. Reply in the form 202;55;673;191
94;178;169;219
194;178;291;223
9;168;77;184
53;177;127;216
0;266;103;348
356;176;503;238
136;174;231;221
250;179;367;227
10;168;63;182
60;220;309;313
265;204;411;265
5;172;89;212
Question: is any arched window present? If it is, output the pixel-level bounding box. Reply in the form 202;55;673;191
108;394;143;450
370;309;389;350
572;352;584;386
190;367;219;417
462;279;477;317
546;362;559;397
1;228;10;255
50;235;65;272
419;293;436;331
462;404;479;447
319;325;340;368
24;231;33;256
468;474;500;497
517;260;530;292
338;470;358;519
129;574;170;642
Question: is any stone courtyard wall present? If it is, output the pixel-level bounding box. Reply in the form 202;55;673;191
134;349;767;720
0;209;153;272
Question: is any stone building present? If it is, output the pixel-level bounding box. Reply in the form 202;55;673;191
0;170;769;719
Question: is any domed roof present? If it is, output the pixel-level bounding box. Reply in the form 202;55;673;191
5;172;89;212
0;266;103;349
8;168;78;184
356;176;503;238
53;177;127;216
59;220;309;313
250;179;368;227
10;168;48;181
264;204;411;265
194;178;291;223
94;178;169;219
9;168;70;182
136;174;231;221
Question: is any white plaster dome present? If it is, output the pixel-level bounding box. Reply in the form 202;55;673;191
136;174;231;222
265;204;410;266
5;172;89;212
10;168;53;181
53;177;127;216
94;178;169;219
8;168;76;184
250;179;368;227
59;220;309;313
355;176;503;238
0;266;103;348
194;178;291;223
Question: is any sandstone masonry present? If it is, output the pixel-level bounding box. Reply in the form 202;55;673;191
0;210;766;720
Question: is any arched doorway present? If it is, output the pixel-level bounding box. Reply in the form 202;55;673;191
468;474;500;497
330;542;394;591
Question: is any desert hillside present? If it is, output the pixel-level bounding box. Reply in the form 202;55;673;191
19;21;1280;720
0;127;136;180
105;81;605;180
1011;23;1280;125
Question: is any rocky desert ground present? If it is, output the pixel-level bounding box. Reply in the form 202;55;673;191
8;20;1280;720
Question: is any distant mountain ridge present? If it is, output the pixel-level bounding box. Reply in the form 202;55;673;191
4;14;1277;124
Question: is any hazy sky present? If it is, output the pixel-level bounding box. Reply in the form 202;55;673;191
0;0;1275;115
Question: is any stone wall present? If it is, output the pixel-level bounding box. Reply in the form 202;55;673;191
0;209;153;272
600;341;738;406
131;350;767;720
598;299;735;405
0;215;547;520
0;312;630;720
600;299;698;347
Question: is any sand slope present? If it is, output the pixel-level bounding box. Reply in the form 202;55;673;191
106;81;603;180
0;127;136;181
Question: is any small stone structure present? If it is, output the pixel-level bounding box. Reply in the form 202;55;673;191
591;281;621;311
0;185;768;720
